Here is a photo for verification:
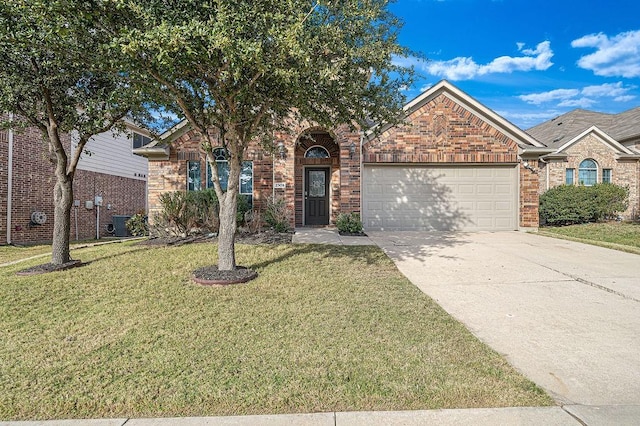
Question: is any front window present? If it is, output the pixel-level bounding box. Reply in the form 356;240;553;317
565;168;574;185
133;132;151;149
187;161;201;191
207;148;253;205
578;159;597;186
602;168;612;184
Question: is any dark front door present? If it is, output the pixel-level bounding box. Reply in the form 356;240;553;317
305;168;330;225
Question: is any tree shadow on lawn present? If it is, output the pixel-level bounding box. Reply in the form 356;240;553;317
245;233;467;272
14;246;155;276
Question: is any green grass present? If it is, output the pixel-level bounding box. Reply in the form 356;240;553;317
0;244;52;264
0;239;127;265
539;222;640;254
0;241;552;420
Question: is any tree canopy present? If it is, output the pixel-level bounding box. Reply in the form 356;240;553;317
0;0;147;265
115;0;413;270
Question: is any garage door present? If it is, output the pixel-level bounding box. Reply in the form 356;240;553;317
363;165;517;231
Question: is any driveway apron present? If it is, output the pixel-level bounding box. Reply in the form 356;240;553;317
368;231;640;406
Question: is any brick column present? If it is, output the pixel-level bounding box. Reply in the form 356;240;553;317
519;160;540;228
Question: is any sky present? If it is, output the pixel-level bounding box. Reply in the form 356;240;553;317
389;0;640;129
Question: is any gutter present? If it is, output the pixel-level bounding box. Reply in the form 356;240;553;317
6;113;13;244
518;147;555;158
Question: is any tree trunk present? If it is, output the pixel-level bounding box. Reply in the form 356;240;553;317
217;190;238;270
51;175;73;265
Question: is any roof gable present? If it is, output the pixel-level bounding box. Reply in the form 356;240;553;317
556;125;635;155
369;80;544;148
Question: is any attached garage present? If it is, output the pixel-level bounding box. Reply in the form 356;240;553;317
363;165;518;231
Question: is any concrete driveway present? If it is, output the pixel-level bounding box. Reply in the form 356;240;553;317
368;231;640;410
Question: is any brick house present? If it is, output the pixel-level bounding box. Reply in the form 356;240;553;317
527;108;640;219
135;81;551;231
0;118;149;244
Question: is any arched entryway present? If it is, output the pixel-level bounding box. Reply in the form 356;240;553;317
294;130;340;226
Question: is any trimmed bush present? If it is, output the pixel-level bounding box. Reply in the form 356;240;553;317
540;183;629;226
336;212;363;234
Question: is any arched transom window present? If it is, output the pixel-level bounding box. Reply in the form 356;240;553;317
304;146;330;158
578;159;597;186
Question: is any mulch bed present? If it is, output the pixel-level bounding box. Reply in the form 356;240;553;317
16;259;83;276
138;229;293;247
192;265;258;286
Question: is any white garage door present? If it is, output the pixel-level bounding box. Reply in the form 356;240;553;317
363;165;518;231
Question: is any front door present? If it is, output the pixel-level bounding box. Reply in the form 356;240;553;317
305;168;330;225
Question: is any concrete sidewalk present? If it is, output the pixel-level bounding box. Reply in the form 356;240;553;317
4;405;628;425
292;227;375;245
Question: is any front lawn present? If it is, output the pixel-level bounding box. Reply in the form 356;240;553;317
0;241;551;420
539;222;640;254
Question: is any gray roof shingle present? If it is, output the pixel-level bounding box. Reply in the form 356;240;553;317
526;107;640;150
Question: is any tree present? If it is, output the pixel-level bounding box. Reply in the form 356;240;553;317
115;0;412;270
0;0;146;266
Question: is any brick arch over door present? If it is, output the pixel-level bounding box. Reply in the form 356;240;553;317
294;130;341;226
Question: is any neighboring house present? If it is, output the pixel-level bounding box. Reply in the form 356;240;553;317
527;108;640;219
135;81;551;232
0;119;149;244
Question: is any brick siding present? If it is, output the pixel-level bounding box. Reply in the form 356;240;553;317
0;124;146;245
540;133;640;219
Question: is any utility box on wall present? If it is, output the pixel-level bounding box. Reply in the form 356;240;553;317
112;215;132;237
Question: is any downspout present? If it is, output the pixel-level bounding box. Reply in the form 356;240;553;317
359;131;364;229
6;113;14;244
539;156;549;191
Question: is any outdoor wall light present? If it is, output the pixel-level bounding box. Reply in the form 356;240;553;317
349;141;356;159
277;141;286;159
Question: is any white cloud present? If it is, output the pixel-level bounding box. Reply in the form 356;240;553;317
519;82;636;107
572;30;640;77
496;109;561;129
581;82;630;97
558;98;596;108
427;41;553;80
394;41;553;81
519;88;579;105
615;95;636;102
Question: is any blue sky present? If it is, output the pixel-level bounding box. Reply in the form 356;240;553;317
389;0;640;129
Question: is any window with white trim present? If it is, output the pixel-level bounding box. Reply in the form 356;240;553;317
206;148;253;205
602;168;612;184
578;159;597;186
187;161;201;191
565;168;574;185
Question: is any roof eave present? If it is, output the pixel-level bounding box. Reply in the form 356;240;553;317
519;147;555;158
133;145;170;160
616;153;640;161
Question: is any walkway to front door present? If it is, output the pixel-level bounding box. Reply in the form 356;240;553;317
304;168;330;225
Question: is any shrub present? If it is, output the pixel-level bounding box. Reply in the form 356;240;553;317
125;212;149;236
152;189;250;236
236;194;251;227
540;183;629;226
263;197;290;233
590;183;629;221
336;212;363;234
